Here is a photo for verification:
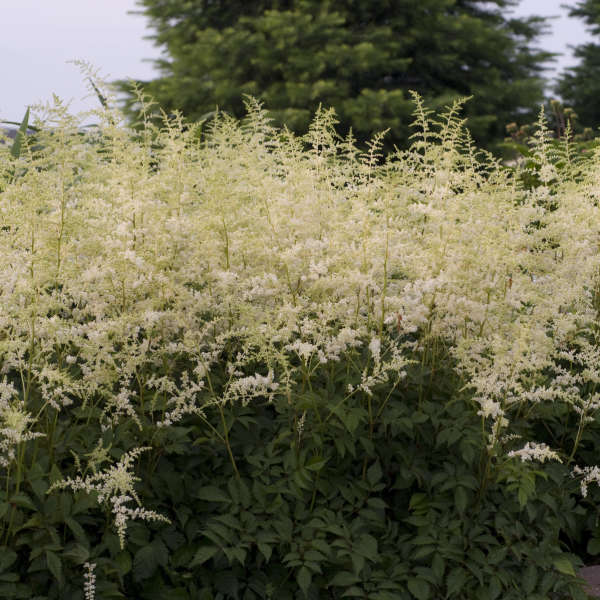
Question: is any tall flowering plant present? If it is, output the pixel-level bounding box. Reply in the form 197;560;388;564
0;75;598;596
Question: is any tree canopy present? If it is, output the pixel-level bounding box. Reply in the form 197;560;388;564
555;1;600;134
121;0;555;150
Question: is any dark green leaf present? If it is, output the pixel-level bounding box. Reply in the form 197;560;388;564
133;545;159;581
114;550;132;576
488;575;502;600
588;539;600;556
0;549;17;572
447;568;467;597
407;578;431;600
45;551;63;587
329;571;360;586
553;557;575;577
190;545;219;567
306;455;327;472
432;554;444;581
215;571;239;597
351;553;365;575
366;462;383;487
297;566;311;597
454;486;467;514
196;486;230;503
341;586;365;597
10;493;35;511
65;517;87;544
62;544;89;565
257;542;272;562
356;534;378;560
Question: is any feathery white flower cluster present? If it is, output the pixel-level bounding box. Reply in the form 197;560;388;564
101;386;142;431
83;562;96;600
347;339;410;397
572;465;600;498
507;442;562;464
48;446;170;547
0;378;45;467
155;369;207;427
225;369;279;406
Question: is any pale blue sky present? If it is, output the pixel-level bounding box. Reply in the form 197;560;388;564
511;0;595;90
0;1;595;123
0;0;161;122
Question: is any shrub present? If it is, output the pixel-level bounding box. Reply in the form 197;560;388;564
0;79;598;598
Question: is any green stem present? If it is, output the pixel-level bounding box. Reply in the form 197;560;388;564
375;379;401;421
217;403;240;479
378;229;389;338
5;443;26;543
562;374;597;464
324;390;357;424
417;340;428;408
309;471;320;512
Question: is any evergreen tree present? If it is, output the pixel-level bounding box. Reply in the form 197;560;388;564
555;1;600;133
122;0;554;150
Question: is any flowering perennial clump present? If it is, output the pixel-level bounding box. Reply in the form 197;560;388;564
2;79;600;567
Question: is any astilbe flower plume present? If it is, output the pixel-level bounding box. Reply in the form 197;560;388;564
2;84;600;532
48;446;170;548
83;562;96;600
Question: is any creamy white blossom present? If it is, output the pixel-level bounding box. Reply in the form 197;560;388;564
573;465;600;498
507;442;562;464
48;446;170;548
83;562;96;600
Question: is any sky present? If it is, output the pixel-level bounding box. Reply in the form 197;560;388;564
0;0;161;123
0;0;596;123
510;0;595;91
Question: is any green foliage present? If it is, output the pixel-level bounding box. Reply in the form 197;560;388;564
500;98;600;189
121;0;555;151
9;107;30;160
555;0;600;135
1;89;599;599
0;342;591;599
